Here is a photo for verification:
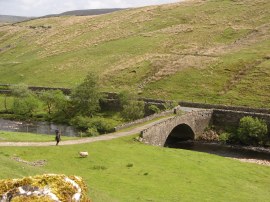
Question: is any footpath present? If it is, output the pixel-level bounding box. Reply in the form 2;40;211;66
0;117;171;147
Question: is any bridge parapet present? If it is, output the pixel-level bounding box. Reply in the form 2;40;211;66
141;110;213;146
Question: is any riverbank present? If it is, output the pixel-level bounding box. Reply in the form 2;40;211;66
231;158;270;166
169;140;270;166
194;141;270;154
223;143;270;166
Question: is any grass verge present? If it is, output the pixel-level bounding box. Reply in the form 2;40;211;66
0;135;269;202
0;131;79;142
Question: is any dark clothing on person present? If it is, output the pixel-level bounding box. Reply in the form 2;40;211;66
55;130;61;146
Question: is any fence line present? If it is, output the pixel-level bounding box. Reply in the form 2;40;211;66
0;84;269;111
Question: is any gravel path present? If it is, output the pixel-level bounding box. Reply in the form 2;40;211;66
0;117;171;147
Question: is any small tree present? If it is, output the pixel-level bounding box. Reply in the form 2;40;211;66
237;116;268;146
10;84;31;98
13;95;40;117
39;90;67;114
118;90;137;110
118;90;145;121
11;84;40;117
70;73;101;116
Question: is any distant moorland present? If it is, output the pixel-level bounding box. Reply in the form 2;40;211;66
0;15;31;23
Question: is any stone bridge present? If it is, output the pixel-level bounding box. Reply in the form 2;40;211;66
140;109;270;147
141;110;213;146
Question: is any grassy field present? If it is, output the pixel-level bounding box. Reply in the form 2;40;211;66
0;0;269;107
0;135;269;201
0;131;79;142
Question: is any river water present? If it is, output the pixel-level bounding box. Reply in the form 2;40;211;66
168;141;270;162
0;118;77;136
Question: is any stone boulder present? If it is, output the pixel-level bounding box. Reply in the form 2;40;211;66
0;174;91;202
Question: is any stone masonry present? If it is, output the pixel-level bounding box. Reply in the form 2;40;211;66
141;110;213;146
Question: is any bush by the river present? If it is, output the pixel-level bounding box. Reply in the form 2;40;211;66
219;132;231;143
237;116;268;146
10;84;41;117
70;115;118;135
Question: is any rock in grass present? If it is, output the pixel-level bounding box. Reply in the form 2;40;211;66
0;174;91;202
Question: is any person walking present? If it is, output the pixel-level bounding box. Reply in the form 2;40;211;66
55;129;61;146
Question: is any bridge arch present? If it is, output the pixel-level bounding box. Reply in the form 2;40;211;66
165;124;195;146
141;110;213;146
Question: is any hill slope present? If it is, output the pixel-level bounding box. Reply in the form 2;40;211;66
43;8;125;18
0;0;269;107
60;8;124;16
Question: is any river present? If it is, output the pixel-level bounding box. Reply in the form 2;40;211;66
0;118;77;136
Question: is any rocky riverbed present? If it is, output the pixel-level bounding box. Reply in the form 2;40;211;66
169;140;270;166
224;144;270;166
231;158;270;166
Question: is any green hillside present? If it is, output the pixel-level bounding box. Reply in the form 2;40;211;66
0;0;269;107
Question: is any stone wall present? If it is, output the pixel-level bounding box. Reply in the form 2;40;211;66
179;101;270;114
141;110;213;146
213;109;270;134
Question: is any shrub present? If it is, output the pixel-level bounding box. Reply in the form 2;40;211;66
163;101;178;110
12;95;40;117
88;117;117;133
70;116;117;134
10;84;31;98
70;116;91;130
237;116;268;146
9;84;41;117
86;127;99;137
121;101;145;121
147;105;161;114
219;132;231;143
118;90;145;121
